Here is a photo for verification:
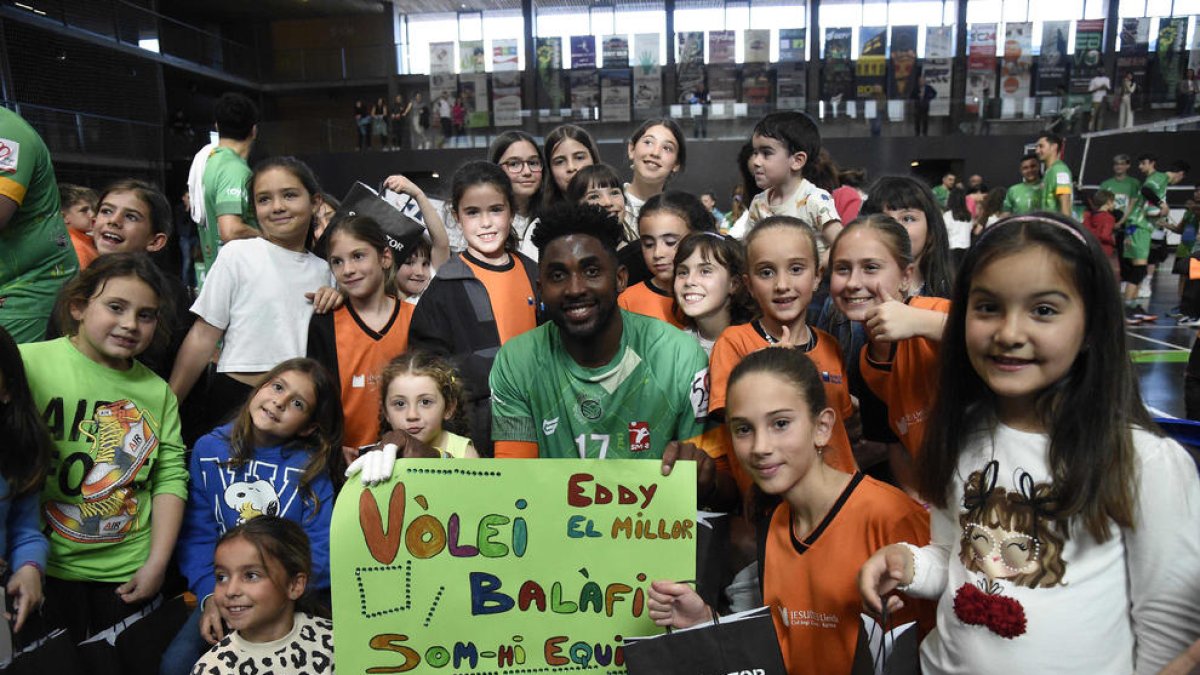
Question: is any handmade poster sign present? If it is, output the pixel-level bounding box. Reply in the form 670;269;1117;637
332;459;696;673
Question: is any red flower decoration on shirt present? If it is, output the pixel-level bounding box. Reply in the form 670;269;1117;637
953;581;1027;639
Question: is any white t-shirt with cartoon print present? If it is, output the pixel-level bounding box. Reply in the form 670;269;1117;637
905;423;1200;675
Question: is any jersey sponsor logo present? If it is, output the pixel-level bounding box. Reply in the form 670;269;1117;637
819;370;843;385
689;368;710;419
579;398;603;420
542;417;560;435
1056;172;1070;185
628;422;651;453
0;138;19;173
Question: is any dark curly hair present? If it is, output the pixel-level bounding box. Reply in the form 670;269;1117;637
530;202;625;257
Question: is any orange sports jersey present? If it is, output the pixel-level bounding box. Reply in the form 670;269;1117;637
463;254;537;344
709;321;858;478
859;296;950;459
315;301;414;449
763;473;932;675
617;280;684;328
69;228;98;270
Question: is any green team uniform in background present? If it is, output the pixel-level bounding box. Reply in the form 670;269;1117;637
1003;182;1041;215
199;145;257;268
0;107;78;343
931;184;949;209
491;311;711;459
1100;175;1142;219
20;338;188;582
1041;160;1073;212
1124;171;1168;261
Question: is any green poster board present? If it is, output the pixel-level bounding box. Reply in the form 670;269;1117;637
331;459;696;673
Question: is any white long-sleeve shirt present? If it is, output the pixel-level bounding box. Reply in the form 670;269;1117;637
906;423;1200;675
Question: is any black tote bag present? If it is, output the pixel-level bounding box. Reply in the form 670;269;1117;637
623;606;787;675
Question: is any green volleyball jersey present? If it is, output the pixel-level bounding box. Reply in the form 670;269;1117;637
1128;171;1169;232
931;184;949;209
491;311;710;459
1099;175;1141;216
1041;160;1073;212
199;145;257;268
0;107;78;333
1003;182;1040;215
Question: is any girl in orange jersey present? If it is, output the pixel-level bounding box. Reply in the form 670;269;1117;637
307;215;413;471
709;216;859;481
618;191;717;328
828;214;949;492
650;348;930;674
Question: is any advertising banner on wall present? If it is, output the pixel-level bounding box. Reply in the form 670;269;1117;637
492;71;522;126
709;30;736;64
1070;19;1105;97
634;33;659;67
743;63;771;104
331;460;695;675
1036;21;1070;95
776;61;807;109
1118;18;1150;103
1000;22;1032;100
536;37;565;118
1150;17;1188;106
856;26;887;100
460;41;485;73
1191;17;1200;72
601;69;632;121
823;27;854;103
925;25;953;116
603;35;629;68
569;70;599;119
744;29;770;63
677;31;705;102
493;39;519;71
708;63;736;102
779;28;806;62
890;25;918;98
459;73;489;127
430;42;454;75
633;66;662;113
571;35;596;69
966;23;997;113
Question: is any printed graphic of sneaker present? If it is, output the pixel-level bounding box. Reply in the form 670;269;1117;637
79;400;158;501
45;490;139;543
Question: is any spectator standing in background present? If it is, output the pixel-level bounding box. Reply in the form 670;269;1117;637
435;92;452;148
931;172;954;209
390;94;410;149
354;99;370;150
1089;72;1111;131
1119;72;1137;128
411;92;430;150
371;97;389;149
911;72;936;136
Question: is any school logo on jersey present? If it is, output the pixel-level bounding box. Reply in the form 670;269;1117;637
628;422;651;453
0;138;20;173
820;370;843;385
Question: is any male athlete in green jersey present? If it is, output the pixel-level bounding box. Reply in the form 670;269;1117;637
491;203;736;510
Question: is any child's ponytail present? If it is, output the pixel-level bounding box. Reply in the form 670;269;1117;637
0;327;51;498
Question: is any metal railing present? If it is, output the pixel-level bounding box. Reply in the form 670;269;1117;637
4;100;163;165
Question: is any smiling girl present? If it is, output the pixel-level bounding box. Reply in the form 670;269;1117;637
624;119;686;224
672;232;750;355
20;254;187;652
170;157;337;430
618;191;716;328
860;214;1200;674
409;161;540;456
164;358;340;675
542;125;601;209
489;131;545;259
307;216;414;463
650;348;929;675
191;517;334;674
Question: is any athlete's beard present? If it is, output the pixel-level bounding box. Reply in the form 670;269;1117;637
549;294;619;342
